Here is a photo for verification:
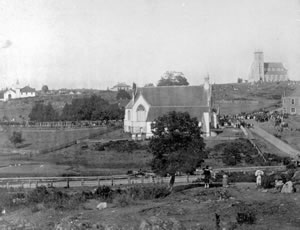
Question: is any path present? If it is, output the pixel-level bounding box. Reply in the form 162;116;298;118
249;123;299;158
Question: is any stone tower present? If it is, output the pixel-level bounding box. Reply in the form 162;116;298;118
253;51;264;81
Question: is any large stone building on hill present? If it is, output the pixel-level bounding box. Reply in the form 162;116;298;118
124;78;216;139
249;51;288;82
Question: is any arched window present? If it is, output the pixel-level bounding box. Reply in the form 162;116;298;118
127;110;131;121
136;105;146;121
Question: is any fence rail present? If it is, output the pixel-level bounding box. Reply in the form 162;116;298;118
0;165;286;189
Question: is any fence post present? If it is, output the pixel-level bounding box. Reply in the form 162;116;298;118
111;177;114;186
97;177;100;187
6;182;9;190
36;181;38;188
66;178;70;188
128;176;131;184
141;176;144;184
81;179;84;187
187;175;190;183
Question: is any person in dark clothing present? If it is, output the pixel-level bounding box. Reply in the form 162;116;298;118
203;165;211;188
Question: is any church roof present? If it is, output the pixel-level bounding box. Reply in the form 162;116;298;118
264;62;287;75
126;85;210;121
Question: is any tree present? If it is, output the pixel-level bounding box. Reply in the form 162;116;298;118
157;71;189;86
9;131;24;147
149;111;206;190
144;83;155;87
237;78;243;83
41;85;49;94
116;89;131;100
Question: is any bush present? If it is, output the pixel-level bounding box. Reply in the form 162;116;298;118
261;175;276;189
94;186;114;202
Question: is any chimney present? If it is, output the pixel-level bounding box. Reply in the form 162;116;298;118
132;82;137;101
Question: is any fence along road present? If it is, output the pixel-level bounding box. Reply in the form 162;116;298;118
0;165;286;189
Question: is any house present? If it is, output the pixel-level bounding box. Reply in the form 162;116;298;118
111;82;131;91
124;78;215;140
249;51;288;82
0;85;36;101
282;87;300;115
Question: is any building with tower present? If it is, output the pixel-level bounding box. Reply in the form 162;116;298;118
248;51;288;82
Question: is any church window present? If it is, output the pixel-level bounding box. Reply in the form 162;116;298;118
136;105;146;121
292;99;295;105
127;110;131;121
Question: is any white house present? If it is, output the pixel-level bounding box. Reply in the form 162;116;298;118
124;78;214;139
0;85;36;101
111;82;131;91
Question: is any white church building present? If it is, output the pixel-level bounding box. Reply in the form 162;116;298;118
0;82;36;101
124;78;215;139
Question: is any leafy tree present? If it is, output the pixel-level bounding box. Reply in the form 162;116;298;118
41;85;49;94
237;78;243;83
9;131;24;147
116;89;131;100
144;83;155;87
29;102;58;122
222;143;242;166
157;71;189;86
149;111;206;189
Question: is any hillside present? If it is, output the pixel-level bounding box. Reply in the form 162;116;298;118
0;90;119;122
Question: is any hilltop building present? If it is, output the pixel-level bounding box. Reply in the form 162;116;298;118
0;82;36;101
249;51;288;82
111;82;131;91
124;78;216;139
282;87;300;115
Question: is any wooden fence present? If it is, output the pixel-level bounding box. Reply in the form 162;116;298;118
0;165;286;189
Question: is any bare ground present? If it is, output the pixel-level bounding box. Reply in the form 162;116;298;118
1;183;300;229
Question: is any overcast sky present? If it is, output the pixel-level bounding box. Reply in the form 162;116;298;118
0;0;299;90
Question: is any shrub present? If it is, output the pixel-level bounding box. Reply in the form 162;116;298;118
228;172;256;183
114;193;134;207
261;175;276;189
94;186;114;202
237;211;256;225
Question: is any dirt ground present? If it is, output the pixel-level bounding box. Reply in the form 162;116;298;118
1;183;300;230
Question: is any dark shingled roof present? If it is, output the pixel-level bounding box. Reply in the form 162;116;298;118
126;85;210;121
20;86;35;93
264;62;287;75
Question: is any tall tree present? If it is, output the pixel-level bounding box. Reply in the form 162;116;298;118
157;71;189;86
149;111;206;190
41;85;49;94
116;89;131;100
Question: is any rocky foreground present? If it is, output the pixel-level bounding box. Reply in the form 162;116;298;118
0;183;300;230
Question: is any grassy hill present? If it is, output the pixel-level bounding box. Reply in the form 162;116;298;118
0;90;119;122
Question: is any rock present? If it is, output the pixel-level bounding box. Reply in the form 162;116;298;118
97;202;108;210
292;171;300;182
281;181;294;193
139;216;185;230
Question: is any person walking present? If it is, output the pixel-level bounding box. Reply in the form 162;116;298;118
203;166;211;188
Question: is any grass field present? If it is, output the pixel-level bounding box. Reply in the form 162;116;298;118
257;116;300;152
0;128;152;177
0;126;108;150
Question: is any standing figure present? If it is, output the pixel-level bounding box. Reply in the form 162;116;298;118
203;166;211;188
255;169;264;188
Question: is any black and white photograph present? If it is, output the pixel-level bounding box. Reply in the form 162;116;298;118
0;0;299;229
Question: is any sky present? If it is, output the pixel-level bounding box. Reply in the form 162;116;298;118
0;0;299;90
